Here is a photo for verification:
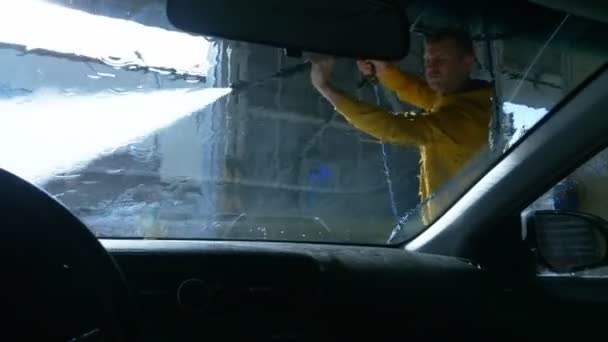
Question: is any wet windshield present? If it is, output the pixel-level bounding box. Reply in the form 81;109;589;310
1;0;606;243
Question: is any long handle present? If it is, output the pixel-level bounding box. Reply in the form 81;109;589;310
229;61;311;93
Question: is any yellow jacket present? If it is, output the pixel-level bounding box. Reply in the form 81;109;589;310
334;65;493;221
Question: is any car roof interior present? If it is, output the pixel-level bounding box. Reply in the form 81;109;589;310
3;0;608;341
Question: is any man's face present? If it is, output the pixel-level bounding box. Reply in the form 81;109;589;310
423;38;475;94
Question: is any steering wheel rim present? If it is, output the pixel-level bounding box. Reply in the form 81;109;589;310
0;169;139;341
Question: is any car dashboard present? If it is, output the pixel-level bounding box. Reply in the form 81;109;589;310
103;239;517;341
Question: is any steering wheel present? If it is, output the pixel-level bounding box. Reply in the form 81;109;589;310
0;169;139;341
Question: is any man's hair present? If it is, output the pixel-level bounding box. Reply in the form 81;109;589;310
425;29;475;56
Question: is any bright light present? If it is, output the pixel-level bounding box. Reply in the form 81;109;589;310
503;102;549;145
0;0;210;76
0;87;231;183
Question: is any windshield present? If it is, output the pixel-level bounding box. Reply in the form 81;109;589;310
1;0;607;244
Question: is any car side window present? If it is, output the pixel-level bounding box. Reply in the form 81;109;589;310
524;147;608;277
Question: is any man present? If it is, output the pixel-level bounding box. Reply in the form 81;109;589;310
310;29;493;222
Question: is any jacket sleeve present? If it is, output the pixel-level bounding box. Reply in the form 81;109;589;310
334;95;483;146
378;65;436;111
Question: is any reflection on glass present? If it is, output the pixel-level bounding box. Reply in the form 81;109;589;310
494;13;607;150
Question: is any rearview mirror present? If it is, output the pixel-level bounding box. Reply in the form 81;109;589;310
166;0;410;60
526;210;608;274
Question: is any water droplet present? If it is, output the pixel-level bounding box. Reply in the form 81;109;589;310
53;174;81;180
96;72;116;78
105;169;124;175
148;67;172;75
